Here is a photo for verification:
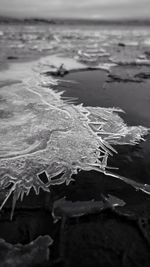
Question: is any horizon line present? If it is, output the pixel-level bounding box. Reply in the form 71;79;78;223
0;15;150;22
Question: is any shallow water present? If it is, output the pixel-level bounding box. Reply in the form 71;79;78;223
0;23;150;267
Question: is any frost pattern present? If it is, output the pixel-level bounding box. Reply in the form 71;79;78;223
0;69;150;214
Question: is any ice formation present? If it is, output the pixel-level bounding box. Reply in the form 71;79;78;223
0;66;150;215
0;235;52;266
52;195;126;221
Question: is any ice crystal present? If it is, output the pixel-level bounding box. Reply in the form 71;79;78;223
0;68;149;216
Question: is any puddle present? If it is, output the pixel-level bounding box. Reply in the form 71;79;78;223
59;69;150;127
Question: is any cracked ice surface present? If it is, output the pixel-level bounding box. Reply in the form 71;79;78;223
0;57;149;211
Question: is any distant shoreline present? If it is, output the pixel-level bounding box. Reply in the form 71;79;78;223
0;16;150;26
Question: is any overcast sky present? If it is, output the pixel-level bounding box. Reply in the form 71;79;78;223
0;0;150;19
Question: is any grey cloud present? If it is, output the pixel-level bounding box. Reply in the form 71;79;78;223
0;0;150;19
